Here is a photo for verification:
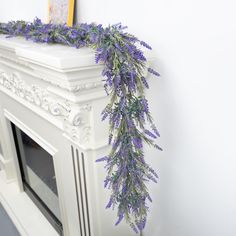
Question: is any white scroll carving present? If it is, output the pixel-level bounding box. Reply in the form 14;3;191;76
0;71;92;144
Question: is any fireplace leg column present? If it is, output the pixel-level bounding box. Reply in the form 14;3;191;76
0;107;21;184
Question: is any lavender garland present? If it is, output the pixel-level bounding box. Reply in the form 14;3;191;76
0;18;162;234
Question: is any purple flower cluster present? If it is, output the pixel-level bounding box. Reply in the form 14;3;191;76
0;18;162;234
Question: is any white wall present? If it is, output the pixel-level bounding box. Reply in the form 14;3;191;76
1;0;236;235
0;0;48;23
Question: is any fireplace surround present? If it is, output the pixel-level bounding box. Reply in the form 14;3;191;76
0;35;137;236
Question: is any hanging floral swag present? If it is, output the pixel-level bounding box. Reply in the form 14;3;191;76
0;18;162;234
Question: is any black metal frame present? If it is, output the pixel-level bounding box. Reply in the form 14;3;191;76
11;123;63;235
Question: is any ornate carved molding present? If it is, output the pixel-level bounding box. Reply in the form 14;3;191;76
0;53;30;68
0;71;71;116
33;72;104;93
70;81;104;93
0;70;92;144
0;53;104;93
64;122;91;144
41;76;104;93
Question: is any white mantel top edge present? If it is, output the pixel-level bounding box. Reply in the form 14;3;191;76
0;35;99;71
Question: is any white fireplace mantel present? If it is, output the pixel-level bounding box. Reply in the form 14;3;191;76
0;35;138;236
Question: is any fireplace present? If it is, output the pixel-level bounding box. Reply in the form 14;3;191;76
0;35;140;236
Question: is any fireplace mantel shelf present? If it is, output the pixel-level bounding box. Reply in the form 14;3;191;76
0;35;100;70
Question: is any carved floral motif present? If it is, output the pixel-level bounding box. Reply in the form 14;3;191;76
70;81;104;92
0;71;92;144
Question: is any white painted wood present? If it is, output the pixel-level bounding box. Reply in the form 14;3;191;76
0;36;135;236
0;171;58;236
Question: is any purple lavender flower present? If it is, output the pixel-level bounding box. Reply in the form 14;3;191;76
108;134;113;144
34;17;42;25
148;67;160;77
114;114;121;128
115;213;124;226
102;112;108;121
112;138;121;149
127;118;135;129
90;32;98;44
70;29;79;39
106;198;113;209
134;50;146;61
132;137;143;149
140;40;152;50
115;42;123;51
119;97;126;111
96;156;109;162
154;144;163;151
151;124;160;137
144;129;158;139
114;75;121;88
137;218;147;231
148;167;159;179
130;223;139;234
141;98;149;113
147;174;158;183
104;178;110;188
141;76;149;89
147;194;153;202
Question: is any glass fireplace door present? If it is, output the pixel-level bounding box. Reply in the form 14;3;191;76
11;123;63;235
